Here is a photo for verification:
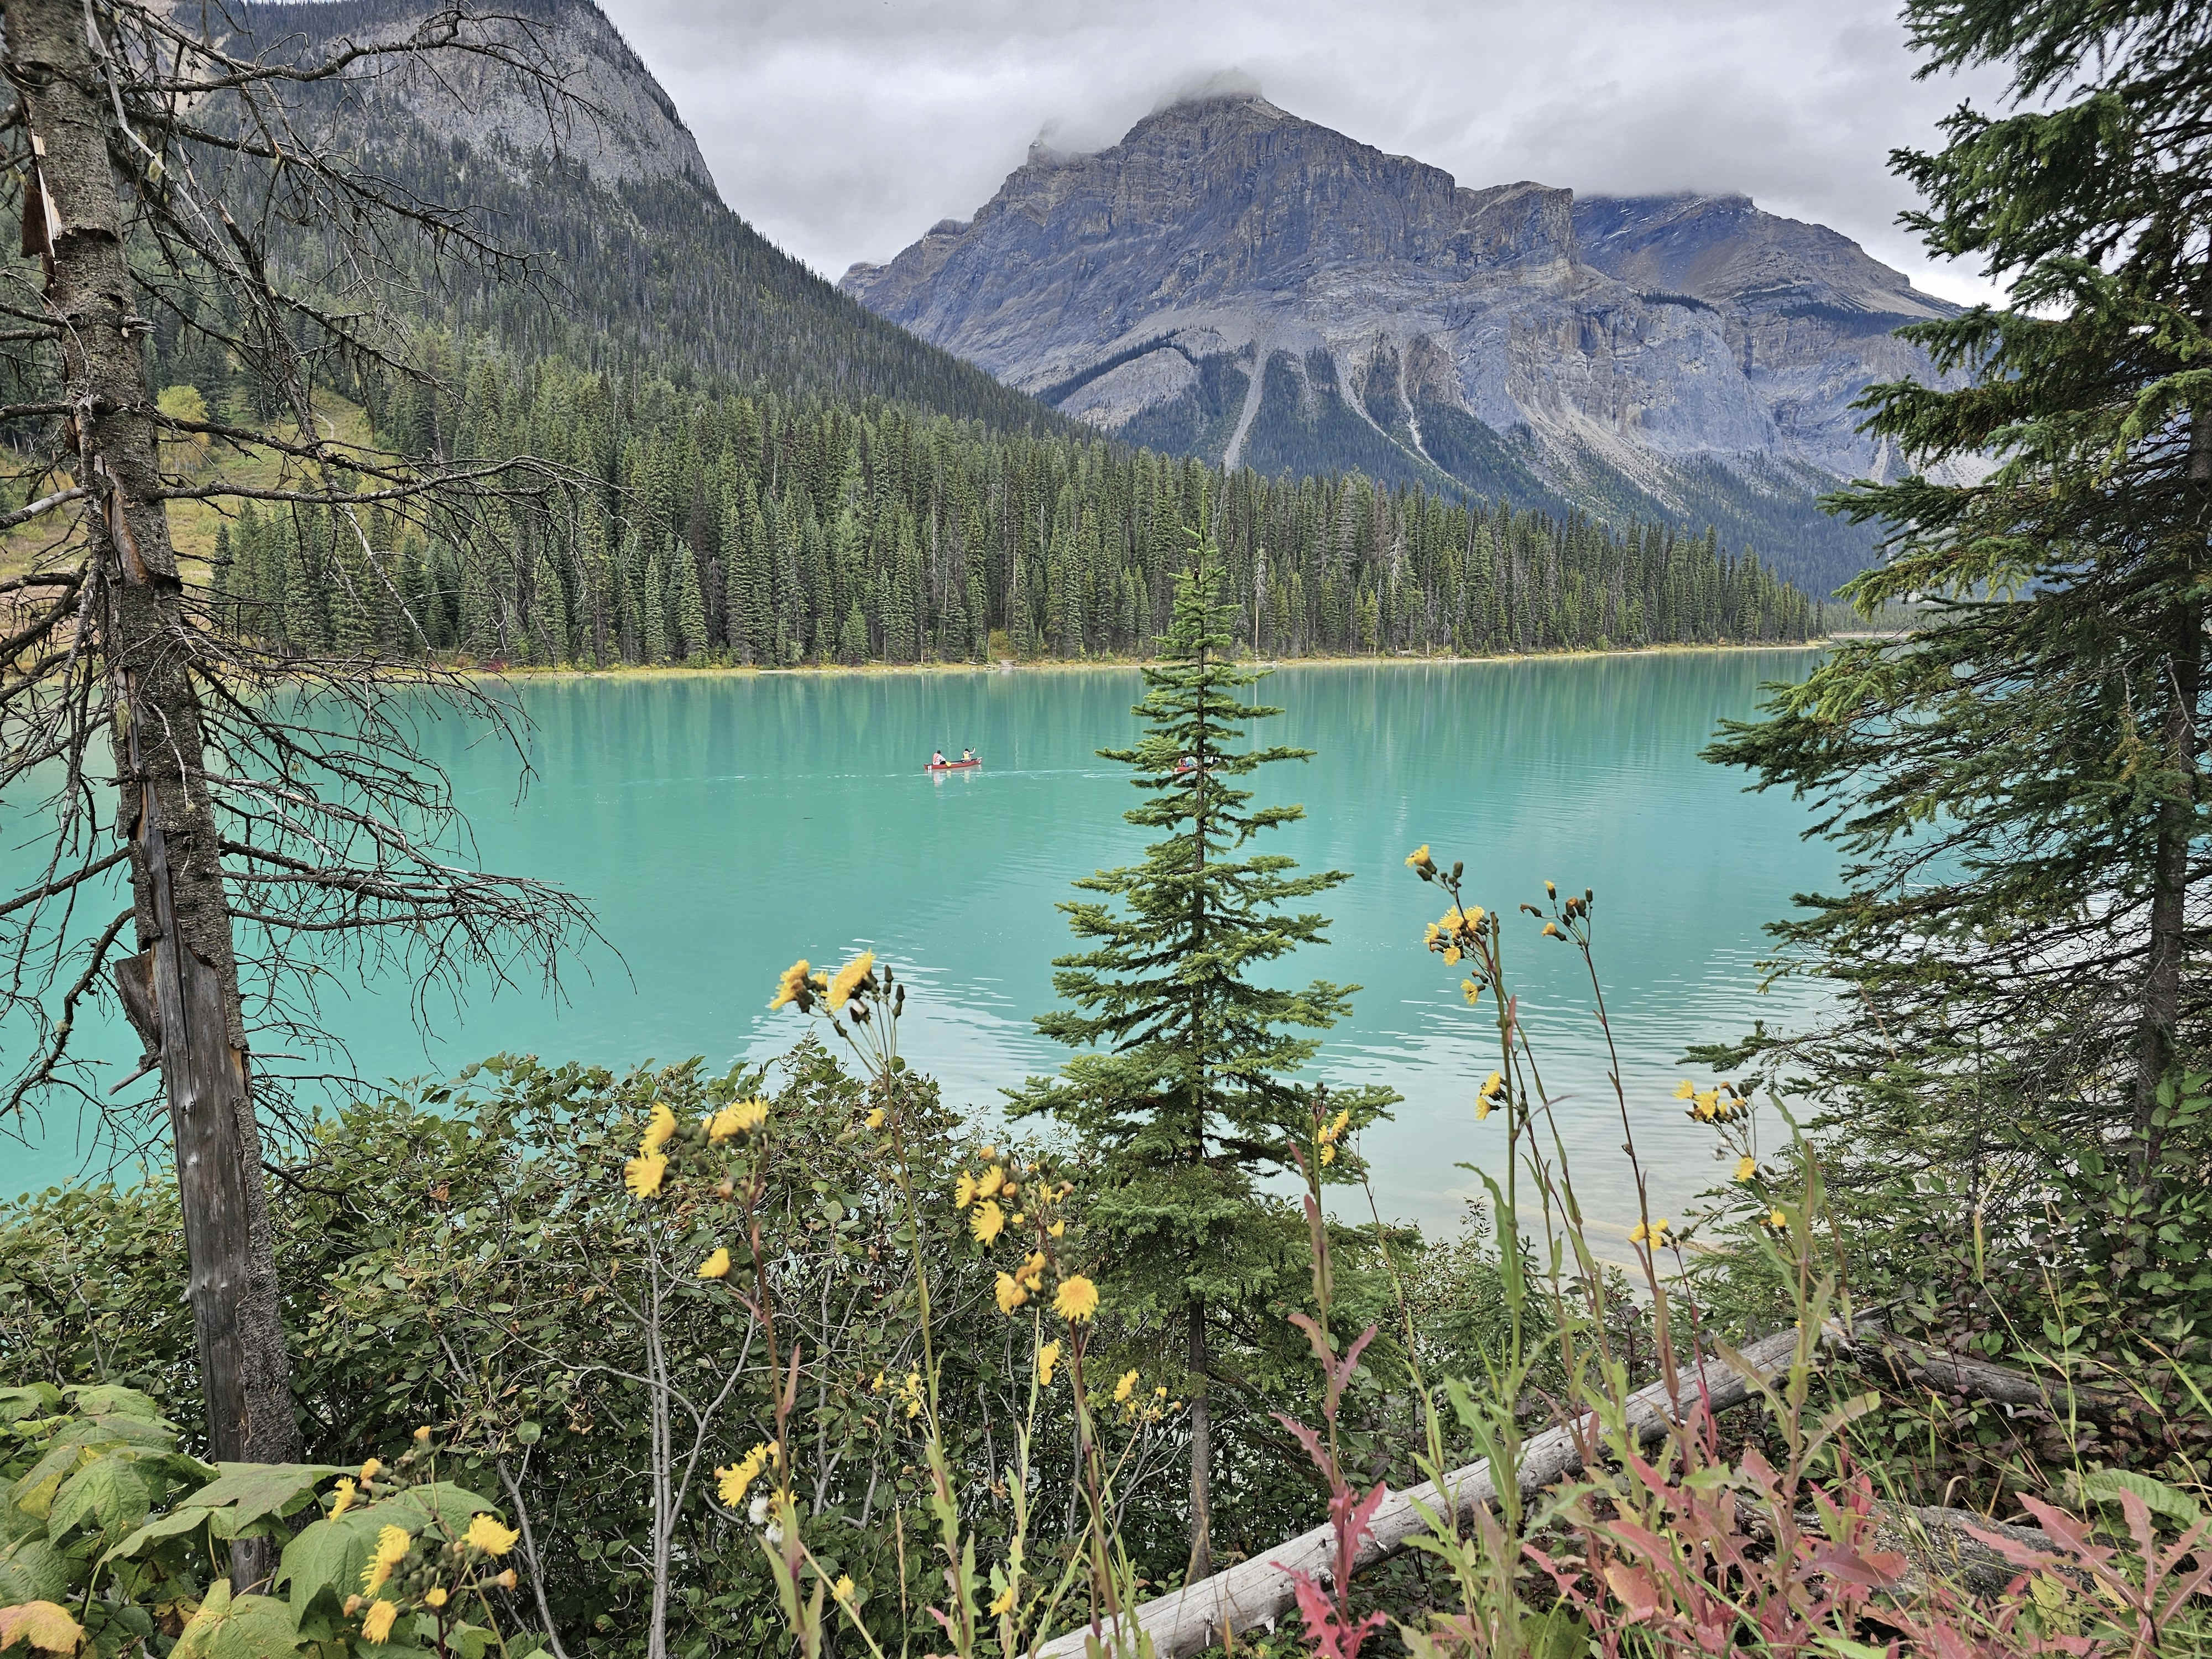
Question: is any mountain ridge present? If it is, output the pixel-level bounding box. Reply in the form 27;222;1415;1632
221;0;1070;434
841;91;1965;589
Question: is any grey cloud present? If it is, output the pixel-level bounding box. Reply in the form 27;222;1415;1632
598;0;2011;302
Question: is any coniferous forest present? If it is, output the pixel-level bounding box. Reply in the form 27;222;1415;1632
200;356;1819;670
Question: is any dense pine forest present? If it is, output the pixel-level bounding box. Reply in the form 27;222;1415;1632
199;354;1820;669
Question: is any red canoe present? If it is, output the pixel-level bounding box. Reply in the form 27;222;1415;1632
925;759;982;771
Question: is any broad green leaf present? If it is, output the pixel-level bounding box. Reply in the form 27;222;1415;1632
273;1517;377;1619
0;1389;62;1428
173;1582;304;1659
2077;1467;2202;1525
60;1389;165;1426
0;1599;82;1655
48;1455;152;1544
0;1538;74;1605
375;1485;500;1537
175;1467;341;1536
103;1504;220;1565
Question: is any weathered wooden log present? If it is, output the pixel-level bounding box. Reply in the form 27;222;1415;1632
1038;1324;1831;1659
1872;1336;2138;1422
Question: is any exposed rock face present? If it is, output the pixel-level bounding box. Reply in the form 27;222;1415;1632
843;93;1966;587
241;0;716;192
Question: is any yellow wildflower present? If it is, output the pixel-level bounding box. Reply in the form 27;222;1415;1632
424;1588;448;1610
362;1525;410;1593
1016;1251;1047;1288
954;1172;978;1210
708;1098;768;1140
359;1457;383;1483
1735;1156;1756;1183
995;1271;1026;1314
1462;978;1482;1005
716;1443;773;1507
1048;1219;1066;1238
1053;1274;1099;1323
769;958;810;1010
866;1108;886;1130
1542;921;1562;938
328;1476;357;1517
981;1144;998;1159
1011;1212;1025;1225
623;1151;668;1199
1114;1369;1139;1405
698;1248;732;1279
362;1601;398;1645
833;1574;856;1604
413;1425;432;1444
640;1102;677;1155
1405;844;1430;868
827;951;874;1012
987;1583;1015;1617
1770;1208;1788;1229
465;1515;519;1557
899;1370;924;1419
1036;1340;1061;1386
1627;1218;1671;1248
495;1570;517;1590
970;1199;1005;1246
976;1164;1005;1199
1674;1079;1696;1100
1475;1071;1505;1121
1320;1144;1337;1165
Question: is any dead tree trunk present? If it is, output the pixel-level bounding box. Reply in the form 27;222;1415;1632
4;0;295;1498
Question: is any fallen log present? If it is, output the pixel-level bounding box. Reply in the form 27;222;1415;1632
1871;1335;2139;1422
1037;1323;1834;1659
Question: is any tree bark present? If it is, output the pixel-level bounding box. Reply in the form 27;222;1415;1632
4;0;295;1530
2135;405;2211;1180
1185;1297;1212;1587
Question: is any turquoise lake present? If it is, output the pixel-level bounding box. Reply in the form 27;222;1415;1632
3;650;1837;1237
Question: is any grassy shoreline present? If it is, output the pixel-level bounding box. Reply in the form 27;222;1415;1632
463;636;1837;682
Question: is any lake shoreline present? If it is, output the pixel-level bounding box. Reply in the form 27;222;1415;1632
463;637;1837;683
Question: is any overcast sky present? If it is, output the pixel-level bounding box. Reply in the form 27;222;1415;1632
595;0;2013;305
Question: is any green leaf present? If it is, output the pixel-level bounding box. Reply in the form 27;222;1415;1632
273;1517;377;1619
0;1537;74;1606
60;1389;165;1427
172;1582;304;1659
2075;1467;2202;1525
48;1455;152;1543
102;1504;221;1566
375;1484;500;1536
175;1466;341;1537
0;1389;62;1428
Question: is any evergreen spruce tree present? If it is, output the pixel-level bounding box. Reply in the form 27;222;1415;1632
672;536;709;662
641;541;669;666
837;598;869;665
1707;0;2212;1334
1015;539;1388;1583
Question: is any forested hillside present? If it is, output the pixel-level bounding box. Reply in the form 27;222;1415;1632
194;0;1077;433
204;357;1820;667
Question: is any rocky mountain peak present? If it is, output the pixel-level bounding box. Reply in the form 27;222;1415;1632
839;94;1970;588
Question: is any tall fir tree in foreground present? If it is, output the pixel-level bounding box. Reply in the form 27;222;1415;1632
1707;0;2211;1338
1015;541;1390;1584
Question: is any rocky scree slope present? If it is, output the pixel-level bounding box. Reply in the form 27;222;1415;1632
842;93;1968;591
225;0;1068;431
